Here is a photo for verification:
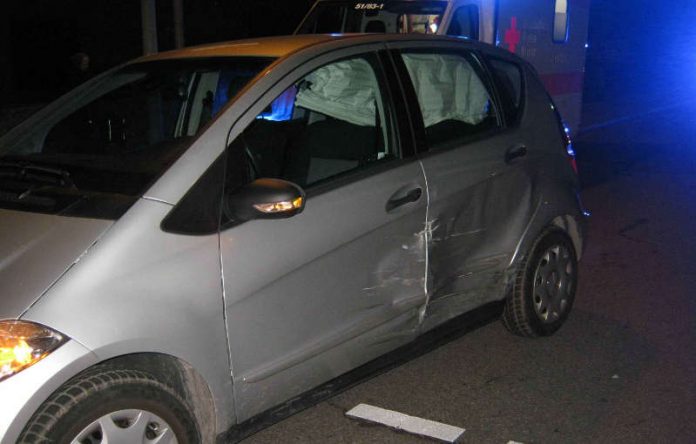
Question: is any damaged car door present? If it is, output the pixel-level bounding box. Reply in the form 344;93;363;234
218;49;429;420
391;45;536;328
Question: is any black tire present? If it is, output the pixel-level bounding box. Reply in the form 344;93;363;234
502;228;578;337
19;368;199;444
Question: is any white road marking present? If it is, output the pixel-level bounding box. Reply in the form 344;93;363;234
346;403;465;443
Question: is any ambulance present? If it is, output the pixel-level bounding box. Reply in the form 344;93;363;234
296;0;590;132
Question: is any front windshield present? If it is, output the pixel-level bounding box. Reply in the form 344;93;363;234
0;57;272;219
297;1;447;34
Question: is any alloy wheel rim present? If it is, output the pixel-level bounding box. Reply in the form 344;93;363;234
72;409;178;444
532;244;574;324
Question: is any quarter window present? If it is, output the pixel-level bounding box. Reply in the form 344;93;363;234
399;51;499;150
487;58;524;125
225;54;396;193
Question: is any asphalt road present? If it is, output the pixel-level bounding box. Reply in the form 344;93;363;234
241;98;696;443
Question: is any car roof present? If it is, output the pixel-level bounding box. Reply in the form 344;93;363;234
137;35;340;61
135;33;517;64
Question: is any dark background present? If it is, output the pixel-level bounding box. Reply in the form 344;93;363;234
0;0;315;104
1;0;695;108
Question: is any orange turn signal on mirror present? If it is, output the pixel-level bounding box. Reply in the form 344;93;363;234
253;196;303;214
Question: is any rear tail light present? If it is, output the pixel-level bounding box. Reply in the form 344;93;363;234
567;147;578;175
562;124;578;175
549;99;578;176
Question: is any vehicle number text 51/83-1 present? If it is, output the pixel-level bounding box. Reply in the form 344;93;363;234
355;3;385;10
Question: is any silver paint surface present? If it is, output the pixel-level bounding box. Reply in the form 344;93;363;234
23;198;236;433
0;210;112;318
0;34;587;440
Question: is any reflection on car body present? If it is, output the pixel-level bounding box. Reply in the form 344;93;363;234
0;34;587;443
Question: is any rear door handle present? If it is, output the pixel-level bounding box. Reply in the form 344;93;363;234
505;144;528;164
386;187;422;212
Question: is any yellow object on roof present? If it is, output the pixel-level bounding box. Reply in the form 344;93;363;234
138;35;342;62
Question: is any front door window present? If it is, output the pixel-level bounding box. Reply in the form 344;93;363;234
225;54;396;194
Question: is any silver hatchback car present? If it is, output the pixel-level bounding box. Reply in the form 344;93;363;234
0;34;587;443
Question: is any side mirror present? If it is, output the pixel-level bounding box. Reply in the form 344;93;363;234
227;178;306;221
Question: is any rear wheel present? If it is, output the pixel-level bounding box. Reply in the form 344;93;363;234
502;229;578;337
19;368;199;444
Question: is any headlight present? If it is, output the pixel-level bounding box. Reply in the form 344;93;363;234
0;321;67;382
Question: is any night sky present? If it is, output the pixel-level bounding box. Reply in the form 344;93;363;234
1;0;694;107
0;0;314;104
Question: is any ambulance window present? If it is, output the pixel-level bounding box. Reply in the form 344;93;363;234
306;6;344;33
553;0;569;43
447;5;479;40
488;58;524;125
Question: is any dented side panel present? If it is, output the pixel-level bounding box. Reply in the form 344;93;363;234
417;129;537;328
222;161;428;421
415;59;585;329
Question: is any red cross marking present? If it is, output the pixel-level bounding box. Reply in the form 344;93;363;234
504;17;521;53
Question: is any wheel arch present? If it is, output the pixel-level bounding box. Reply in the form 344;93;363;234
88;353;217;443
22;352;220;443
510;197;586;271
550;214;584;261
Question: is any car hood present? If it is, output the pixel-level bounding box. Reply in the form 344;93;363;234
0;209;113;319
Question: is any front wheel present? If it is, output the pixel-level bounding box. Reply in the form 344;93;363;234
502;229;578;337
19;368;199;444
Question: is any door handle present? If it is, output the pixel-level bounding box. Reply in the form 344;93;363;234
505;144;528;164
386;187;422;212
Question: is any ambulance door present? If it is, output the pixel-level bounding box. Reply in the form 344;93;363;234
495;0;590;132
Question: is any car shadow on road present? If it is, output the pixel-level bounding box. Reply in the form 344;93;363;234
230;301;505;442
574;140;666;190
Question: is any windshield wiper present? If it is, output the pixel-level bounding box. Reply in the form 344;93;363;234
0;161;76;189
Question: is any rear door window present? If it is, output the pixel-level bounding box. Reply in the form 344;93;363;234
397;50;500;150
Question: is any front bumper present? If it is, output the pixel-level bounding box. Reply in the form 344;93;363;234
0;340;97;443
